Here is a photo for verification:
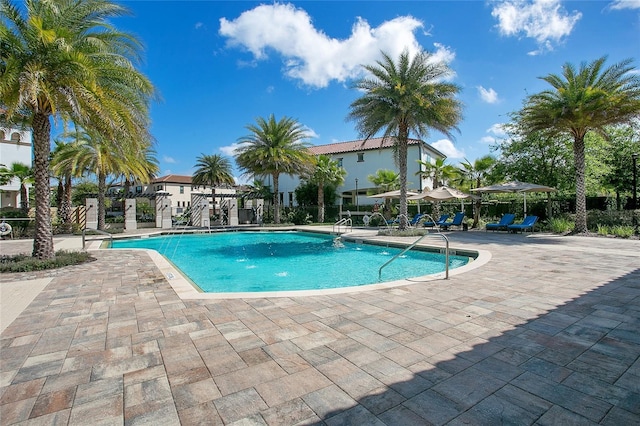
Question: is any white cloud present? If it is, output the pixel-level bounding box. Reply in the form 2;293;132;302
195;22;204;30
431;139;465;159
477;86;499;103
162;155;177;164
219;3;454;88
480;123;509;144
219;143;246;156
610;0;640;10
491;0;582;54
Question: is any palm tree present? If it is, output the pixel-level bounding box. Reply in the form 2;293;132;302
192;154;235;219
518;57;640;233
51;139;78;231
0;0;156;258
416;158;458;189
458;155;496;228
368;169;400;218
347;49;463;230
235;115;314;224
0;162;33;213
305;155;347;223
416;158;459;217
54;129;156;230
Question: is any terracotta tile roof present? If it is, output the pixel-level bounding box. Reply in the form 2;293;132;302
308;137;444;158
151;174;193;184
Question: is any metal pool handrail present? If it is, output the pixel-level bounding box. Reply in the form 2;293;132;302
378;232;450;281
333;217;352;233
82;228;113;249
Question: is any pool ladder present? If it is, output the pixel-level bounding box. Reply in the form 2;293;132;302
333;217;352;233
378;219;450;281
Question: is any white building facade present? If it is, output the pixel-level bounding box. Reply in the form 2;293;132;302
274;137;446;208
0;125;33;209
137;174;236;217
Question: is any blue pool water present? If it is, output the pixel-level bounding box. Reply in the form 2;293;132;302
111;231;470;293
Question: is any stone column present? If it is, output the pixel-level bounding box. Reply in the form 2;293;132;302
228;198;239;226
124;199;137;230
85;198;98;229
155;191;172;229
190;192;210;227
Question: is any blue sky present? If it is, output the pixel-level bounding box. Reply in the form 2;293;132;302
115;0;639;182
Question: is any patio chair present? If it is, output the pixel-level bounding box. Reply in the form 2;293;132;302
485;213;516;232
507;215;538;233
409;213;424;226
423;214;449;228
440;212;465;231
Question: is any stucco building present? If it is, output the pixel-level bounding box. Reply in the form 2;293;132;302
0;125;33;209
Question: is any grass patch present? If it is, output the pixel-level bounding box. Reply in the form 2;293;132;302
0;250;95;273
549;217;574;233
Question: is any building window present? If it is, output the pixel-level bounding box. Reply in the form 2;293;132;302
357;153;364;162
180;185;184;194
288;192;294;206
337;158;343;167
10;133;20;143
187;201;191;207
177;207;183;214
279;192;284;204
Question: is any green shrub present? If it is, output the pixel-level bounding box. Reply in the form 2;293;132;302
610;225;635;238
596;224;610;236
0;250;94;273
587;210;637;229
549;217;574;233
285;208;312;225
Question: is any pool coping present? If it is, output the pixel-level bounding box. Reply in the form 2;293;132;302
96;228;491;299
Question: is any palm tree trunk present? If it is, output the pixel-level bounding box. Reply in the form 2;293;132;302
273;174;280;224
20;183;29;214
98;171;106;231
318;181;325;223
398;128;409;230
573;135;588;233
62;176;72;225
31;112;54;260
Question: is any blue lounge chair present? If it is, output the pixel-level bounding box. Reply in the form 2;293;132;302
486;213;516;232
423;214;449;228
409;213;424;226
507;215;538;233
440;212;465;230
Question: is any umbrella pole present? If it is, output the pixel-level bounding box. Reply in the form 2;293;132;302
524;193;527;217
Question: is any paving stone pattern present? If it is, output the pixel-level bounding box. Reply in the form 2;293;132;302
1;231;639;425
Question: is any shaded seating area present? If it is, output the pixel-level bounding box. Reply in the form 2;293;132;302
440;212;465;230
423;214;449;228
485;213;515;232
507;215;538;233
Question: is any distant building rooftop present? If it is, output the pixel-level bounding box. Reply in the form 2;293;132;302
309;137;445;158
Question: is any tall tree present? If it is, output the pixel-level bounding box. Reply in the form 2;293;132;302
0;162;33;213
367;169;400;218
347;49;463;230
304;155;346;223
192;154;235;219
235;115;314;224
518;57;640;233
0;0;156;258
458;155;496;228
51;140;75;230
416;157;459;189
53;129;157;230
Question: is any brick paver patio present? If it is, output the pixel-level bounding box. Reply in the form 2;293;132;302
1;229;638;425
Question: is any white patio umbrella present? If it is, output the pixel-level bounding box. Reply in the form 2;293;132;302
367;189;419;199
409;186;477;211
470;181;556;215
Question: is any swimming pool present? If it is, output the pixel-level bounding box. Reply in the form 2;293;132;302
110;231;471;293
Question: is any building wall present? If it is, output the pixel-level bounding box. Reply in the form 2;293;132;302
275;142;442;208
0;126;33;209
137;179;236;217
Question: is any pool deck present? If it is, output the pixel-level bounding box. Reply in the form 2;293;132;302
0;227;638;425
